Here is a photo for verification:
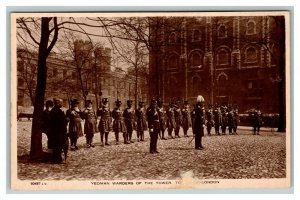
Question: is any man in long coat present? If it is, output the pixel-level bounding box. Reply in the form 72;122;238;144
146;99;160;154
181;100;192;137
166;102;176;139
97;98;112;145
66;99;83;150
83;100;97;148
192;95;206;150
123;100;135;143
174;100;183;138
112;100;129;144
135;101;147;141
50;98;68;163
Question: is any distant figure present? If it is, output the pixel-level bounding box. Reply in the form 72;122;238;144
42;100;54;151
192;95;205;150
135;101;147;142
181;100;192;137
146;99;160;154
233;105;239;135
227;106;235;135
206;104;214;136
123;100;135;143
157;98;167;140
112;100;129;144
166;101;176;139
213;103;222;135
66;99;83;151
97;98;112;145
174;100;183;138
82;100;97;148
252;106;263;135
221;104;228;135
50;98;68;163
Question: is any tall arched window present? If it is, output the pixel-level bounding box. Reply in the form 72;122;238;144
167;54;179;70
193;29;201;41
169;32;177;44
245;47;258;63
218;25;227;38
216;48;230;67
246;20;256;35
189;51;203;68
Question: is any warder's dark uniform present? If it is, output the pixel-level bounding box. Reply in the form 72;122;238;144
221;106;228;135
252;109;263;135
135;105;147;141
83;106;97;147
112;107;128;144
158;106;167;139
213;106;222;135
206;107;214;136
66;106;83;150
146;102;160;154
174;106;182;138
123;106;135;143
181;105;192;137
192;104;205;150
233;108;239;134
97;106;112;145
227;109;235;135
166;105;176;139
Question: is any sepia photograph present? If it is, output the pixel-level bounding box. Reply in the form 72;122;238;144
10;11;291;190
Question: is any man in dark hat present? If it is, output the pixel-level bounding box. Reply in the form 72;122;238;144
174;100;183;138
135;101;147;141
192;95;206;150
157;98;167;140
206;104;214;136
220;103;228;135
146;99;160;154
66;99;83;150
42;100;54;151
233;104;239;135
253;106;263;135
166;101;176;139
182;100;192;137
123;100;135;143
112;100;129;144
50;98;68;163
227;106;235;135
213;103;222;135
82;100;97;148
97;98;112;145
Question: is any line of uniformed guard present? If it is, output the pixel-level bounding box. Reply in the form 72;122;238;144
41;95;263;162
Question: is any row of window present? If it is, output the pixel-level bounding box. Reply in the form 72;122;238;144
167;75;264;98
168;20;257;44
167;46;260;70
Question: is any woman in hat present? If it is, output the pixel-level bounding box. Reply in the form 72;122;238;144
82;100;97;148
135;101;147;141
112;100;129;144
181;100;192;137
66;99;83;150
97;98;112;146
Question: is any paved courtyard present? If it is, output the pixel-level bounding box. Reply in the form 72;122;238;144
17;121;286;180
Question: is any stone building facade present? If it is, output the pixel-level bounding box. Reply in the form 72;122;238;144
149;16;283;113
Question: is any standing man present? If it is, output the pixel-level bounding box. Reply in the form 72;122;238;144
213;103;222;135
66;99;83;151
227;106;235;135
123;100;135;143
146;99;160;154
135;101;147;141
192;95;206;150
181;100;192;137
253;106;263;135
157;98;167;140
233;104;239;135
166;101;176;139
112;100;129;144
97;98;112;145
83;100;97;148
174;100;183;138
221;103;228;135
50;98;68;163
42;100;54;152
206;104;214;136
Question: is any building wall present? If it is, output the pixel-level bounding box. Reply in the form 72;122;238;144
149;16;282;113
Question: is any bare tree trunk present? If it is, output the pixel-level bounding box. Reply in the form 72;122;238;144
30;17;58;160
